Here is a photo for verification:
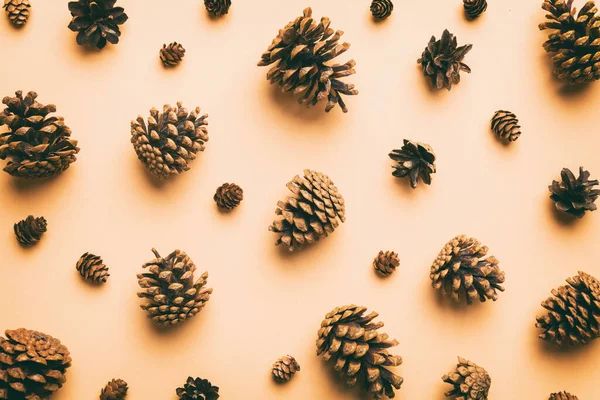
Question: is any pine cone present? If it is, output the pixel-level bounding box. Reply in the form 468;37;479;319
442;357;491;400
160;42;185;67
430;235;505;304
14;215;47;246
176;377;219;400
0;91;79;178
269;169;345;251
536;271;600;346
370;0;393;19
0;328;72;400
549;167;599;218
549;392;579;400
389;139;436;188
272;355;300;382
68;0;128;50
373;251;399;276
76;252;109;284
316;305;403;399
131;103;209;179
214;183;243;210
100;379;128;400
3;0;30;25
463;0;487;19
204;0;230;16
137;248;213;326
257;7;358;113
491;110;521;142
539;0;600;84
418;29;472;90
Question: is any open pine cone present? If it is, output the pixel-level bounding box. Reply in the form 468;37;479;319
389;139;436;188
204;0;230;16
100;379;128;400
176;377;219;400
160;42;185;67
14;215;47;246
418;29;472;90
442;357;491;399
3;0;31;25
549;167;599;218
373;251;400;276
272;355;300;382
549;392;579;400
76;252;109;284
67;0;128;50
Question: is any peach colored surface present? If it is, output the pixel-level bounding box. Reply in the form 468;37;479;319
1;0;600;399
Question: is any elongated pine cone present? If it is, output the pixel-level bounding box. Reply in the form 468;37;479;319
14;215;47;246
131;103;209;179
0;91;79;178
418;29;472;90
491;110;521;142
269;169;345;251
0;328;72;400
258;7;358;113
370;0;393;19
100;379;128;400
536;271;600;346
68;0;128;50
176;377;219;400
549;392;579;400
272;355;300;382
549;167;599;218
214;183;243;209
463;0;487;19
76;252;109;284
204;0;230;16
389;139;436;188
373;251;399;276
539;0;600;84
3;0;30;25
316;305;403;399
442;357;491;400
137;248;213;326
160;42;185;67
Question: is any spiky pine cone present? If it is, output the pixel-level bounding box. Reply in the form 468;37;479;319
370;0;393;19
549;392;579;400
137;248;213;326
373;251;399;276
214;183;243;210
442;357;491;400
176;377;219;400
463;0;487;19
539;0;600;84
430;235;505;304
3;0;30;25
131;103;209;179
257;7;358;113
0;91;79;178
272;355;300;382
418;29;473;90
204;0;230;16
14;215;47;246
0;328;72;400
160;42;185;67
100;379;128;400
67;0;128;50
536;271;600;346
269;169;345;251
491;110;521;142
389;139;436;189
316;305;403;399
76;252;109;284
549;167;599;218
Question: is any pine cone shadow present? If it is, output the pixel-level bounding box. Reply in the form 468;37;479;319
529;322;600;362
316;360;369;400
546;199;580;228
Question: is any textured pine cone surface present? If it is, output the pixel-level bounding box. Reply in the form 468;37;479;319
257;7;358;113
100;379;128;400
272;355;300;382
137;248;213;326
536;271;600;346
67;0;128;50
373;251;399;276
176;377;219;400
549;392;579;400
14;215;47;246
539;0;600;83
549;167;599;218
131;103;209;179
76;252;109;284
430;235;505;304
3;0;30;25
418;29;472;90
490;110;521;142
442;357;491;400
204;0;230;16
0;91;79;179
269;169;345;251
316;305;403;399
463;0;487;19
389;139;436;188
370;0;393;19
214;183;243;210
0;328;72;400
160;42;186;67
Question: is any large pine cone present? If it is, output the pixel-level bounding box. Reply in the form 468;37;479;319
389;139;436;189
463;0;487;19
536;271;600;346
14;215;47;246
549;392;579;400
160;42;185;67
269;169;345;251
430;235;505;304
131;103;209;179
370;0;393;19
373;251;399;276
214;183;243;210
316;305;403;399
272;355;300;382
491;110;521;142
442;357;491;400
549;167;599;218
137;248;213;326
257;7;358;113
539;0;600;84
204;0;230;16
100;379;128;400
418;29;472;90
3;0;30;25
0;91;79;178
76;252;109;284
67;0;128;50
176;377;219;400
0;328;72;400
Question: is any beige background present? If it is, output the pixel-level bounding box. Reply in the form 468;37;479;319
1;0;599;398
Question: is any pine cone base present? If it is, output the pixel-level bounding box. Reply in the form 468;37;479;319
214;183;243;209
549;167;599;218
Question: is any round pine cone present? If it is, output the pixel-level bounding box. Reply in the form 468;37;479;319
204;0;230;16
100;379;128;400
214;183;243;210
549;392;579;400
549;167;599;218
272;355;300;382
76;252;109;284
389;139;436;188
442;357;491;399
463;0;487;19
160;42;185;67
370;0;393;19
491;110;521;142
373;250;399;276
3;0;31;26
176;377;219;400
14;215;47;246
0;328;72;399
418;29;472;90
68;0;128;50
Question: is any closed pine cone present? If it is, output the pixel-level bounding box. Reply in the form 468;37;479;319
214;183;243;209
160;42;185;67
204;0;230;16
370;0;393;19
272;355;300;382
491;110;521;142
418;29;472;90
549;392;578;400
68;0;128;50
463;0;487;19
3;0;30;25
76;252;109;284
14;215;47;246
549;167;599;218
100;379;128;400
373;250;399;276
442;357;491;400
389;139;436;188
176;377;219;400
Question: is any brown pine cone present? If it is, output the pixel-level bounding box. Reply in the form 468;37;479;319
463;0;487;19
442;357;491;399
76;252;109;284
3;0;30;25
14;215;47;246
418;29;472;90
491;110;521;142
373;250;399;276
214;183;243;209
100;379;128;400
272;355;300;382
204;0;230;16
549;392;578;400
176;377;219;399
370;0;393;19
160;42;185;67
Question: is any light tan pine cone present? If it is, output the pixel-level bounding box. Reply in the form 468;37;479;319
100;379;128;400
373;250;399;276
491;110;521;142
442;357;491;399
76;252;109;284
14;215;47;246
549;392;578;400
214;183;243;209
3;0;30;25
272;355;300;382
160;42;185;67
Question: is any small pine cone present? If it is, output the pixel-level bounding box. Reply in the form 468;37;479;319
549;167;599;218
389;139;436;188
14;215;47;246
176;377;219;400
3;0;30;25
160;42;185;67
549;392;579;400
76;252;109;284
463;0;487;19
214;183;243;209
370;0;393;19
418;29;472;90
536;271;600;346
373;250;399;276
442;357;491;400
491;110;521;142
204;0;230;16
100;379;128;400
272;355;300;382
